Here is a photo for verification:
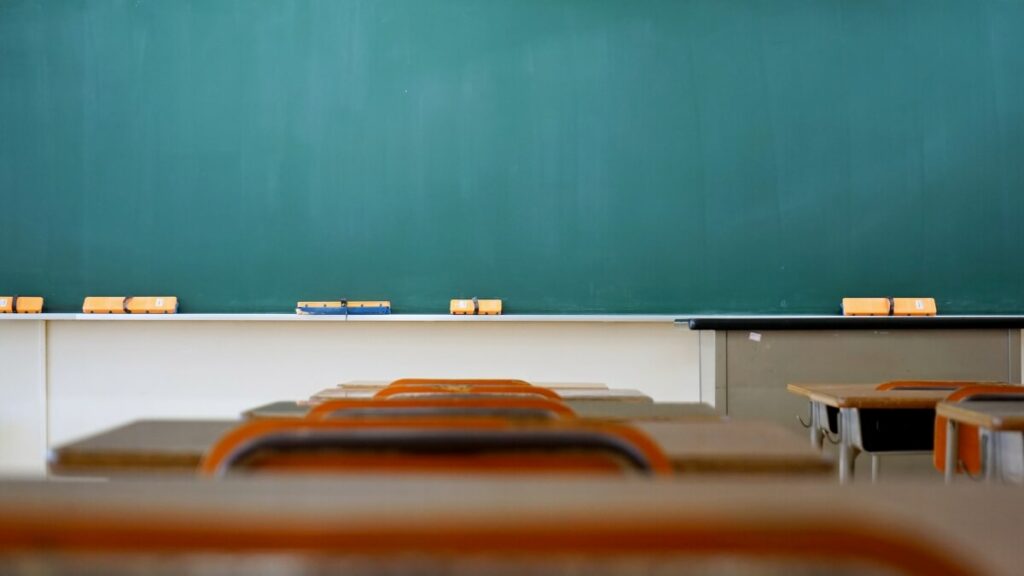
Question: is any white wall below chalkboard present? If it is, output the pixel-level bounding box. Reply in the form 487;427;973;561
0;318;700;475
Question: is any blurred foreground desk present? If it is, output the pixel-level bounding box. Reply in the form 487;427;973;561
49;421;236;475
50;419;830;477
0;478;1021;575
635;420;832;475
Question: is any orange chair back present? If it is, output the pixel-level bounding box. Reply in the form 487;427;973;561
933;384;1024;474
200;418;671;477
375;384;562;401
306;398;576;421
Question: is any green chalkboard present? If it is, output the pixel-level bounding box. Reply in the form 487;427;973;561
2;0;1023;313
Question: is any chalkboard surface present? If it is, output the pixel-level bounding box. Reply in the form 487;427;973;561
2;0;1022;313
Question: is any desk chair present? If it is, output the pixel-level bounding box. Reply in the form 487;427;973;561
818;381;980;438
375;384;563;401
306;397;576;421
863;381;1005;479
200;418;671;477
809;381;993;482
935;385;1024;478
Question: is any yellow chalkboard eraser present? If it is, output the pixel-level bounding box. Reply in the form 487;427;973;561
126;296;178;314
892;298;936;316
83;297;128;314
0;296;43;314
842;298;890;316
84;296;177;314
450;298;502;315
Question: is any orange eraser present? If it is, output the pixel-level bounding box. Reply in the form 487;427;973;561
892;298;937;316
0;296;43;313
842;298;891;316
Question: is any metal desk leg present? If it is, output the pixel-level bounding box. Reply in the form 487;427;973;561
838;407;858;484
945;419;958;485
870;454;880;483
810;401;824;450
835;440;851;481
985;430;997;483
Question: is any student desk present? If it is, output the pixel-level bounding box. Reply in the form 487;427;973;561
1;478;1021;575
243;400;718;422
312;387;653;403
632;420;832;475
339;380;609;390
50;419;829;477
49;420;237;475
937;401;1024;484
787;383;951;483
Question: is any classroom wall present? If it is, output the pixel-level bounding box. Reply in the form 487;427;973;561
5;320;1024;475
723;329;1020;425
0;318;700;474
0;321;47;476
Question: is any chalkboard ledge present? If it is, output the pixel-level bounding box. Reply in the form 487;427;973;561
0;313;680;323
681;316;1024;330
4;314;1024;329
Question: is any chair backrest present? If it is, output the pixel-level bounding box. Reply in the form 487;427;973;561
375;384;563;401
200;418;671;477
934;384;1024;474
389;378;533;387
876;380;1003;391
306;398;576;421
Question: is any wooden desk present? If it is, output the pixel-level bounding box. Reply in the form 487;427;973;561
787;383;952;483
562;401;717;422
340;380;609;390
937;401;1024;484
787;383;952;409
51;418;829;477
0;478;1021;575
937;402;1024;431
634;420;832;475
243;400;718;422
312;387;653;403
50;420;236;475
